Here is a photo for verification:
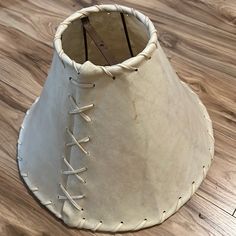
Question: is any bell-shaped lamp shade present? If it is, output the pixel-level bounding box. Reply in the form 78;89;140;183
18;4;214;232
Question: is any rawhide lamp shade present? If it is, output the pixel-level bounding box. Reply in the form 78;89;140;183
17;4;214;232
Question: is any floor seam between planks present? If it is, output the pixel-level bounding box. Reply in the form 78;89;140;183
232;209;236;218
196;192;235;218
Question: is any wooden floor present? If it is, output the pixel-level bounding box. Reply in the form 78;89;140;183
0;0;236;235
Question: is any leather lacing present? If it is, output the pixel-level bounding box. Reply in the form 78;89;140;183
58;80;94;212
59;184;85;211
62;157;87;184
68;95;94;122
69;77;95;88
66;128;90;155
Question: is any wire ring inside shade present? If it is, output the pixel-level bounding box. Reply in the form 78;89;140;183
54;4;158;75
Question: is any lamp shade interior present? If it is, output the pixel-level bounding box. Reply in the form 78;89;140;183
62;12;149;66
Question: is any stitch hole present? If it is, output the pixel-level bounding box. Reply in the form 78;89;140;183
163;210;166;213
86;151;90;156
179;197;182;200
81;208;84;211
135;68;138;71
69;77;72;80
83;217;86;220
144;218;147;221
100;220;103;223
112;76;116;80
120;221;124;224
203;165;205;168
192;181;195;184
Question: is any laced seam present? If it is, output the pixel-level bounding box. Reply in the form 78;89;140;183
68;95;94;122
59;184;84;211
62;157;87;183
70;77;95;88
66;128;90;155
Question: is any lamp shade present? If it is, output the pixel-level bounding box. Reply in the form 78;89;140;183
17;4;214;232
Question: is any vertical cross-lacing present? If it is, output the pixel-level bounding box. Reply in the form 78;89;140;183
59;79;94;213
68;95;94;122
58;184;85;211
62;157;87;184
66;128;90;155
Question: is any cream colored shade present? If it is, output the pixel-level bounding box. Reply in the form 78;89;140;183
17;4;214;233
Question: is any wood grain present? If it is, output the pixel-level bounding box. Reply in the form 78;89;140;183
0;0;235;235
